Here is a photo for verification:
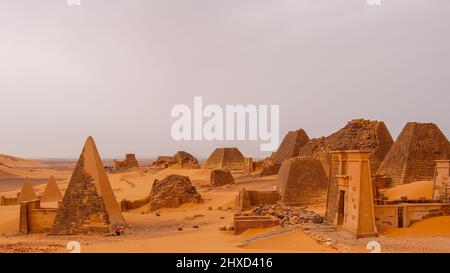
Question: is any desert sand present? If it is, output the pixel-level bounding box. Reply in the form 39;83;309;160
381;180;434;200
1;155;450;253
0;159;333;253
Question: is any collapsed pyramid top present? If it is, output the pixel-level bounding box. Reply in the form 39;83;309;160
299;119;394;176
50;136;125;235
17;177;37;203
273;129;310;165
41;175;63;203
377;122;450;186
203;148;245;171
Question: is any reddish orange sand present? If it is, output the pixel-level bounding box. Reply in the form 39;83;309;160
0;161;332;253
382;180;433;200
0;156;448;253
381;216;450;237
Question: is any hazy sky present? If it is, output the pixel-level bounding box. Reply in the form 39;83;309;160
0;0;449;159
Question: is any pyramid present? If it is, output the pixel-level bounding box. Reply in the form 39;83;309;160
273;129;310;165
277;158;328;206
41;176;63;203
50;136;125;235
17;177;37;203
298;119;394;176
203;148;245;171
377;122;450;187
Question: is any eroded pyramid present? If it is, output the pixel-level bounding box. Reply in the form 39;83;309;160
273;129;310;165
41;176;63;203
298;119;394;177
50;136;125;235
203;148;245;171
17;177;37;203
277;158;328;206
377;122;450;187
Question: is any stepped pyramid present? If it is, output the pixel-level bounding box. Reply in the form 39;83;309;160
377;122;450;187
41;176;63;203
203;148;245;171
277;158;328;206
273;129;310;165
298;119;394;176
50;136;125;235
17;177;37;203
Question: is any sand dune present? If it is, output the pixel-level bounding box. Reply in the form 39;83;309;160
381;216;450;237
382;180;434;200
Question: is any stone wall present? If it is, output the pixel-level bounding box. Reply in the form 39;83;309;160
244;158;254;174
19;200;58;234
0;196;18;206
236;188;280;211
433;160;450;201
234;215;280;234
374;203;450;229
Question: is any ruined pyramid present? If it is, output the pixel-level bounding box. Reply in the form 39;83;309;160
17;177;37;203
377;122;450;187
203;148;245;171
277;158;328;206
273;129;310;165
41;176;63;203
298;119;394;177
50;136;125;235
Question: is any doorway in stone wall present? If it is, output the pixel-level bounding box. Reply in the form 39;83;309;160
337;190;345;226
397;207;404;228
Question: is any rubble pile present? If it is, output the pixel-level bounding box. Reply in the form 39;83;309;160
250;203;324;226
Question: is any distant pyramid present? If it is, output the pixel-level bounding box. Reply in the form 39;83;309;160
41;176;63;203
273;129;310;165
17;177;37;203
377;122;450;187
203;148;245;171
50;136;125;235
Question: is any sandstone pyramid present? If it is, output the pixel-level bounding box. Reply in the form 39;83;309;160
298;119;394;176
17;177;37;203
277;158;328;206
273;129;310;165
170;151;201;169
377;122;450;187
203;148;245;171
41;176;63;203
50;136;125;235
